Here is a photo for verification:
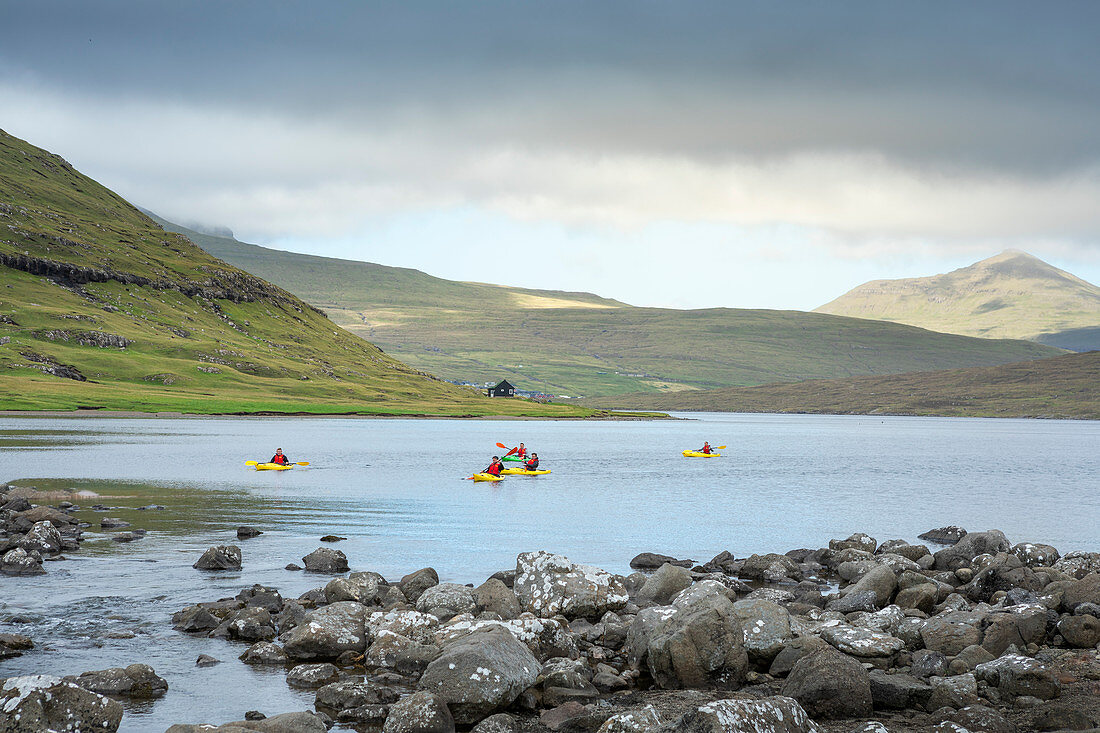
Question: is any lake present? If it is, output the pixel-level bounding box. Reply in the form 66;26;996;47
2;412;1098;730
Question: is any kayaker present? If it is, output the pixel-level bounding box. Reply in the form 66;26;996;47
270;448;291;465
515;443;528;458
484;456;504;476
698;442;712;454
524;453;539;471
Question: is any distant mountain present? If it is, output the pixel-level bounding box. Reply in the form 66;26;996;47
0;129;590;417
583;351;1100;420
153;217;1062;398
815;251;1100;351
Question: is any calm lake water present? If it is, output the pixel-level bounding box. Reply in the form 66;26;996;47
1;412;1098;731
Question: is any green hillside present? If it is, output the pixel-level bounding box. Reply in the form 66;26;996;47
582;351;1100;420
816;250;1100;350
158;218;1063;398
0;129;597;417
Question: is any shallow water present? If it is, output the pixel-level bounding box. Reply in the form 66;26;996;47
1;412;1098;730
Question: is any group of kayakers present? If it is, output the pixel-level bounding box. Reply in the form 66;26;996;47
483;442;540;477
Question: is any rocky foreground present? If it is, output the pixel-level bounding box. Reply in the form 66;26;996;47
2;483;1100;733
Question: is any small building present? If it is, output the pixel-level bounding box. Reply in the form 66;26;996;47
487;379;516;398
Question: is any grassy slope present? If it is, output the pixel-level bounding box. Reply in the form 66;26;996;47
582;351;1100;419
0;129;598;416
815;250;1100;347
155;219;1062;398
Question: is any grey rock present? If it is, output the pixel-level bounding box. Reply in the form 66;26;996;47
910;649;949;679
820;624;904;658
948;705;1017;733
831;533;878;553
921;613;983;655
64;664;168;699
826;590;879;614
781;647;873;719
364;631;441;676
165;711;328;732
1;547;45;575
974;654;1060;700
283;601;371;660
472;713;518;733
316;680;397;711
739;553;802;583
1011;543;1059;568
383;691;455;733
302;547;348;573
1062;573;1100;611
630;552;679;569
418;627;540;724
196;654;220;667
730;598;792;663
637;563;694;606
514;550;629;619
646;594;748;689
19;520;62;554
193;545;242;570
843;564;898;608
237;526;263;539
597;705;661;733
768;636;830;677
934;531;1010;571
658;696;818;732
1057;613;1100;648
287;663;340;689
928;673;978;710
868;669;933;710
919;526;968;546
474;578;522;619
400;567;439;602
1;675;124;732
326;572;386;605
417;582;477;615
240;641;288;665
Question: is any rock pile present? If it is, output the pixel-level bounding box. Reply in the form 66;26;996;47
163;530;1100;732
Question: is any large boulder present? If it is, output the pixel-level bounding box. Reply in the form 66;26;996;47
383;691;455;733
974;655;1060;700
325;572;386;605
514;551;628;619
368;610;441;646
646;593;749;689
1062;573;1100;611
819;624;904;658
1058;613;1100;648
841;565;897;608
474;578;522;619
636;564;694;606
920;612;983;656
933;531;1010;571
302;547;349;573
64;664;168;698
400;567;440;602
1;674;123;732
19;520;63;554
729;599;792;663
1054;552;1100;579
781;648;873;719
1;547;45;575
193;545;242;570
416;583;478;616
980;606;1047;655
658;697;819;732
283;601;371;660
418;627;539;724
868;670;932;710
364;631;441;675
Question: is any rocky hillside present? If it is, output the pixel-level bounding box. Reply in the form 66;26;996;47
154;218;1062;399
0;129;590;416
816;251;1100;351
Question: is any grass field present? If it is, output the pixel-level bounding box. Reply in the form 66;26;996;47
582;351;1100;419
161;219;1063;398
0;129;608;417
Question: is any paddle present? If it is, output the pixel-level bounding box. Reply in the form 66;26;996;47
495;442;508;449
294;462;310;466
245;460;258;466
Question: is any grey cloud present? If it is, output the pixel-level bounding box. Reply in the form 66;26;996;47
3;1;1099;173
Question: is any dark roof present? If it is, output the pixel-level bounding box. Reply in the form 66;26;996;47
492;380;514;389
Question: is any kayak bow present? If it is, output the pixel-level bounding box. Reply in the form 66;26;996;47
469;473;504;482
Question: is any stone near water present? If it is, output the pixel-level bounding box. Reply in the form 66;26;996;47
320;534;347;542
1;675;124;733
236;526;263;539
782;647;873;719
286;662;340;689
646;593;749;689
195;654;220;667
239;641;288;665
193;545;242;570
283;601;371;660
64;664;168;699
514;550;629;619
400;567;440;602
165;711;328;732
302;546;349;573
919;526;968;546
1;547;45;575
382;690;455;733
416;582;478;616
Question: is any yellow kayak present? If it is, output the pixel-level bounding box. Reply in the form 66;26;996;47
499;468;551;476
682;450;721;458
470;473;504;482
254;462;294;471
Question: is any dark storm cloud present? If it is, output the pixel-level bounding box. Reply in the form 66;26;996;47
4;0;1100;174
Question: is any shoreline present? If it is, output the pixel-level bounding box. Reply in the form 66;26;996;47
0;408;674;421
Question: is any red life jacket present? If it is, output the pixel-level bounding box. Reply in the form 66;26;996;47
486;461;502;476
525;458;538;470
516;447;527;457
272;454;289;464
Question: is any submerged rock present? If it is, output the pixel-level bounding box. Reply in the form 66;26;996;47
64;664;168;699
302;547;349;573
193;545;242;570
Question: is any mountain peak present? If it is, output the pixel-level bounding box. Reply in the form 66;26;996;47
815;251;1100;348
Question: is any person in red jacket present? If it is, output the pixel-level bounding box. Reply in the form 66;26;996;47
515;443;527;458
698;442;712;454
483;456;503;476
524;453;539;471
270;448;290;465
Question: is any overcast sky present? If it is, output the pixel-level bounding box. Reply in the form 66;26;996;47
3;1;1099;309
